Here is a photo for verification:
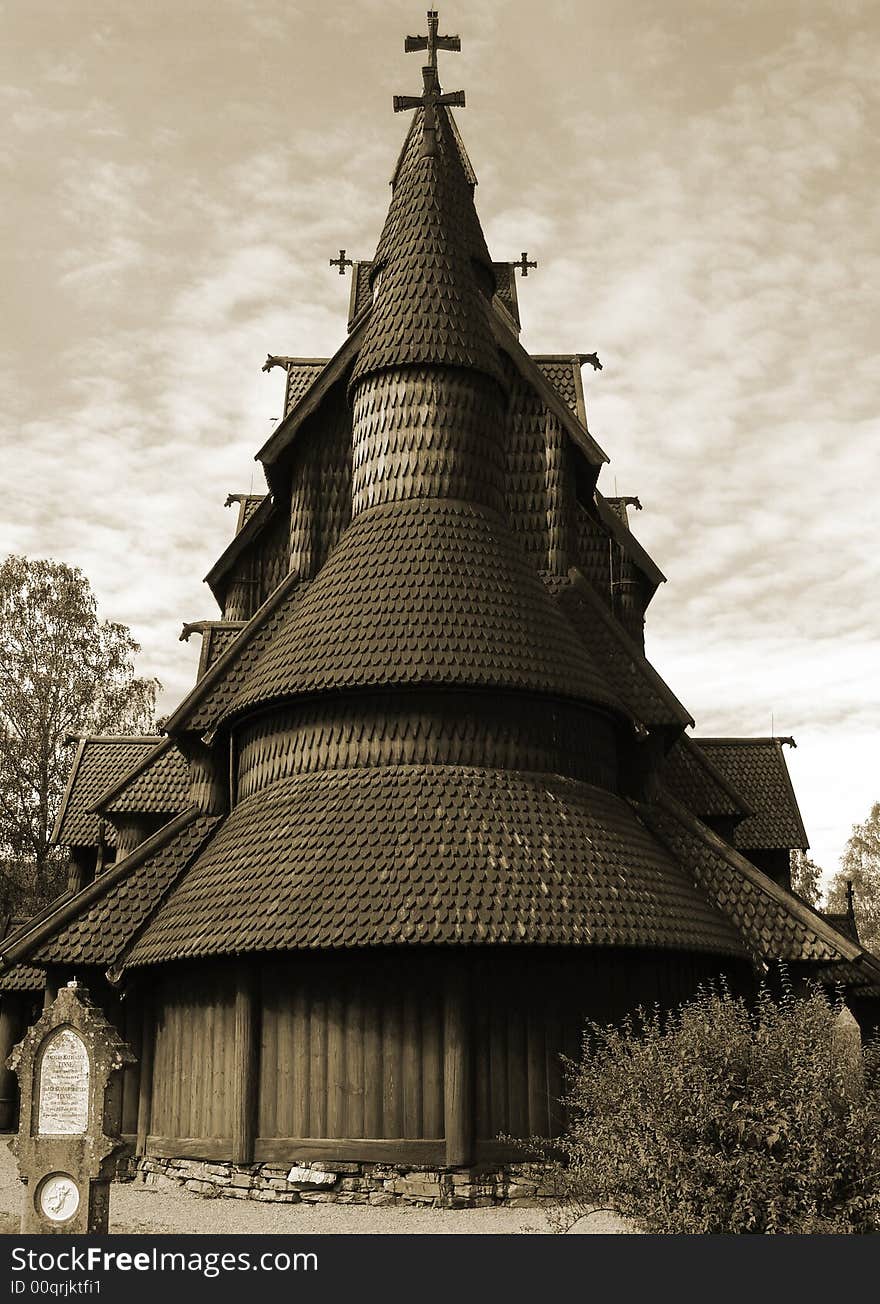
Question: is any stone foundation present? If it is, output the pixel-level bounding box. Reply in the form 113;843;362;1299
133;1156;560;1209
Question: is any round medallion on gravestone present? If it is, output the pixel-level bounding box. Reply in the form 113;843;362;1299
36;1027;90;1135
36;1173;81;1223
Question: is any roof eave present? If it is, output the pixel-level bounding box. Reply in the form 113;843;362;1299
256;322;367;471
0;806;203;972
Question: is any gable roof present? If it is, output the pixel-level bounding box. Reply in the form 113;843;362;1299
92;737;190;817
52;736;160;848
164;568;303;737
697;738;809;851
121;766;748;966
204;492;274;605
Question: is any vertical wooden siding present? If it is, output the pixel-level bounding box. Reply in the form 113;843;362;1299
145;950;752;1151
149;967;236;1140
259;955;444;1140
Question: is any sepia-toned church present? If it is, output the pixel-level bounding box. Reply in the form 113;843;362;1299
2;13;877;1198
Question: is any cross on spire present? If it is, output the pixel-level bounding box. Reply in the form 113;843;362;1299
404;9;461;70
514;252;537;277
394;10;464;157
330;249;354;275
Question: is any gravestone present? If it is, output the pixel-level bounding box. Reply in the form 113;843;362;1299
6;980;135;1234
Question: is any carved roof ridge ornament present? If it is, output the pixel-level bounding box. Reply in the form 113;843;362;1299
394;10;464;156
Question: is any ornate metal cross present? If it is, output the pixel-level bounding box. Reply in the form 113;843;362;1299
514;252;537;277
404;9;461;69
330;249;354;275
394;11;464;156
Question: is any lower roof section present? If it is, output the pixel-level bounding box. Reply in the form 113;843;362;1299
123;765;748;967
221;497;625;723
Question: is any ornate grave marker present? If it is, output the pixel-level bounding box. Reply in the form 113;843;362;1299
6;980;135;1234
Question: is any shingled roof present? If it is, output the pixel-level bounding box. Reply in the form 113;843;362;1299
93;737;190;816
697;739;808;851
552;569;692;730
350;104;504;390
221;498;626;723
0;810;219;974
660;734;752;820
30;813;219;968
642;794;850;965
52;736;160;848
122;767;748;966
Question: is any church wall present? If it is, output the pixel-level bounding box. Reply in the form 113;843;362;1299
234;692;620;802
148;966;237;1147
139;947;753;1166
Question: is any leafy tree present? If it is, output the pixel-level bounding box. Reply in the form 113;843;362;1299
790;849;823;907
827;802;880;957
0;555;160;914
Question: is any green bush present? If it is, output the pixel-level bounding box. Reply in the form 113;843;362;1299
541;982;880;1234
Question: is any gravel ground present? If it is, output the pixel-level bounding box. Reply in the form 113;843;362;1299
0;1141;633;1235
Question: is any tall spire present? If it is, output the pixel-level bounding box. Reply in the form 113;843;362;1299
350;13;501;392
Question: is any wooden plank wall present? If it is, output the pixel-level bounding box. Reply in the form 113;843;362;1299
142;949;752;1155
149;966;236;1141
259;954;444;1140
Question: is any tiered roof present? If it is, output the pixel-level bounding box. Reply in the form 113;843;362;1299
2;15;875;1013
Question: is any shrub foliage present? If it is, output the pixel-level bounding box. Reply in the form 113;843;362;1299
542;982;880;1234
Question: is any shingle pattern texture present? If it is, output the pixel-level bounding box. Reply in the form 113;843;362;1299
350;106;504;389
55;740;159;847
103;743;190;816
33;814;220;968
285;362;326;416
222;505;289;622
238;495;266;530
661;738;744;818
492;262;519;326
350;259;519;331
223;497;623;721
124;766;748;965
641;802;836;963
552;575;689;728
0;964;45;992
351;367;504;516
535;359;579;414
698;741;808;850
181;578;304;735
203;623;246;674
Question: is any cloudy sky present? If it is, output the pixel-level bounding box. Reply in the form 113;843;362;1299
1;0;877;885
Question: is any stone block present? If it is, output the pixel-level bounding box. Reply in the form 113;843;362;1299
368;1191;396;1206
288;1165;336;1186
392;1176;443;1200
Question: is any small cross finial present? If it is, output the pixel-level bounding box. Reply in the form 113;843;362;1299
330;249;354;275
394;12;464;156
514;252;537;277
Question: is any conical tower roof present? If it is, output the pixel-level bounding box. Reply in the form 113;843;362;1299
350;99;504;388
223;63;625;724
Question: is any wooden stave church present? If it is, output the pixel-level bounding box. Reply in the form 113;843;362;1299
2;18;879;1171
